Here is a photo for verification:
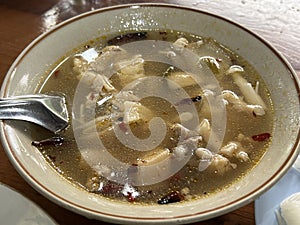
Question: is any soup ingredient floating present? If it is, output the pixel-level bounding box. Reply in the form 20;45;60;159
36;30;273;204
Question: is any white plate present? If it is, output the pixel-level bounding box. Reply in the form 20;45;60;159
255;168;300;225
0;183;57;225
1;4;300;224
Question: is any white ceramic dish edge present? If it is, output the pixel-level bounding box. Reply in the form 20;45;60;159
1;3;300;225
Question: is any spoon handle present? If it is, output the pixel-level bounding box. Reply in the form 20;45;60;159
0;95;68;133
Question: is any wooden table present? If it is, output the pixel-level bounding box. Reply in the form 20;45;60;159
0;1;299;224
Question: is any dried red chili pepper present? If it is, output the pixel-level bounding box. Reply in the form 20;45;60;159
32;136;64;147
127;192;136;202
101;183;123;194
107;32;147;45
53;70;60;77
176;95;202;105
157;191;184;204
169;174;181;185
252;133;271;142
47;155;56;162
191;95;202;102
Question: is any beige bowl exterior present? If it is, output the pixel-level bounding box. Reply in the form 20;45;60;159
1;4;300;224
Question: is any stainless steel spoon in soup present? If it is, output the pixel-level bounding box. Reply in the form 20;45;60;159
0;94;69;133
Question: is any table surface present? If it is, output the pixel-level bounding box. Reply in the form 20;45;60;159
0;0;299;224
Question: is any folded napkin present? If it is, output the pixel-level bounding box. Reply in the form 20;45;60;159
276;192;300;225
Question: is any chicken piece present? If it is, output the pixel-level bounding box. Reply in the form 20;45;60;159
209;154;236;175
219;141;250;162
236;151;250;162
122;101;153;124
79;45;145;90
195;147;236;174
167;71;204;102
237;133;255;148
173;136;202;162
89;45;126;74
73;56;89;75
171;123;202;161
79;70;115;93
115;54;145;88
173;144;189;161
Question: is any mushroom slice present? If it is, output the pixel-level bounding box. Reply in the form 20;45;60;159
197;119;211;142
222;90;265;116
137;148;170;166
171;123;199;141
226;65;267;109
236;151;250;162
173;37;189;52
199;56;220;74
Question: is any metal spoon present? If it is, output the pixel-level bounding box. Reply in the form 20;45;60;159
0;94;69;133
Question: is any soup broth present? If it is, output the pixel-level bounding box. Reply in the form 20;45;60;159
35;30;273;204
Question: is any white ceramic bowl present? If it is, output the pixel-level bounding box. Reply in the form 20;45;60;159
1;4;300;224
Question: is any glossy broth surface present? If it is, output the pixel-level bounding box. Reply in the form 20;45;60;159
35;30;273;204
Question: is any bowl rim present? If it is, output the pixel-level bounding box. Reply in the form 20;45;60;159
1;3;300;224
